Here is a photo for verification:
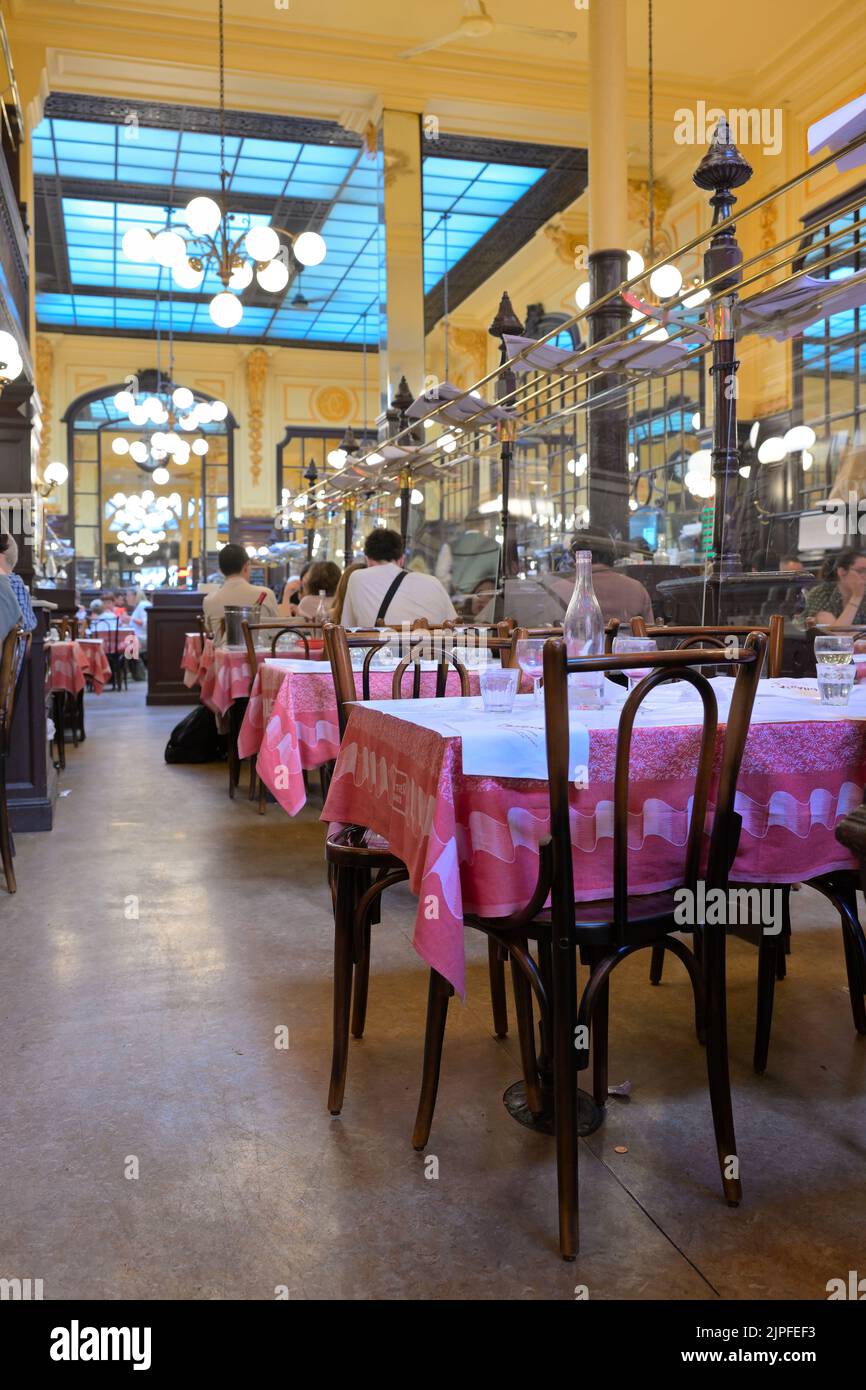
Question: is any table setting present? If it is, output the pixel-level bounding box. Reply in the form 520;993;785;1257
322;671;866;998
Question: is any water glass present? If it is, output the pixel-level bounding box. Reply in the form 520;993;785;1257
814;634;854;665
612;635;658;692
479;666;519;713
817;661;856;705
516;637;545;704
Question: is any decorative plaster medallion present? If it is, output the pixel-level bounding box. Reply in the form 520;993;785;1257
314;386;353;423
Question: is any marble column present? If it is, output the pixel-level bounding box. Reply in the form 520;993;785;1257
377;110;426;419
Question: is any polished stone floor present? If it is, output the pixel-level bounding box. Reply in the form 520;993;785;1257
2;683;864;1300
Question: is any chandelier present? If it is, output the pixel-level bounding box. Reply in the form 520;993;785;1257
120;0;327;329
110;383;227;480
0;329;23;391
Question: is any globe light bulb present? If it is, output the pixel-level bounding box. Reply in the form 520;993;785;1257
256;259;290;293
292;231;327;267
410;489;424;505
114;390;134;413
209;400;228;421
783;425;817;453
757;436;787;464
802;450;814;471
244;224;280;262
129;403;147;427
151;467;170;485
112;437;130;456
575;281;591;310
174;442;191;464
229;260;253;291
209;292;243;329
44;461;69;486
327;448;347;467
649;263;683;299
192;438;209;456
196;402;214;424
173;259;205;290
172;386;194;411
183;196;222;238
122;227;154;263
152;230;187;268
129;442;149;463
627;249;645;279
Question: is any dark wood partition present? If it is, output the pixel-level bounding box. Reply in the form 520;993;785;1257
9;607;55;831
146;589;204;706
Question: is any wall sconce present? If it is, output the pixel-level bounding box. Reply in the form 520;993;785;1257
0;330;23;391
35;461;69;496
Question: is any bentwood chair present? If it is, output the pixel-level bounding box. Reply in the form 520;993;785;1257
323;622;517;1118
97;615;128;692
410;635;766;1260
0;625;31;893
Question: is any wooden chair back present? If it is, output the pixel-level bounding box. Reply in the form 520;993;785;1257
630;616;783;678
541;633;766;942
324;624;470;737
58;617;78;641
0;626;30;757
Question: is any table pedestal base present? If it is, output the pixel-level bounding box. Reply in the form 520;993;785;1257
503;1080;604;1137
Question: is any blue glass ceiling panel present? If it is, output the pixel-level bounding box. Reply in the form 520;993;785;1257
35;111;552;346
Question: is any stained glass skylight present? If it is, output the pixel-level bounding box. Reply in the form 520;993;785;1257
34;105;567;347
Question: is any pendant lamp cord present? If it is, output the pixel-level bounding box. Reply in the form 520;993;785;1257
648;0;655;263
443;212;450;381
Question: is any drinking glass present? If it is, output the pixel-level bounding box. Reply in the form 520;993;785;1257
612;635;658;693
516;637;545;704
816;661;856;705
814;634;854;665
479;666;519;713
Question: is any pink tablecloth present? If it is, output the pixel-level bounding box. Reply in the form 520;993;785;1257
181;632;205;687
91;627;141;661
47;640;112;696
199;646;267;717
321;701;866;997
252;665;480;818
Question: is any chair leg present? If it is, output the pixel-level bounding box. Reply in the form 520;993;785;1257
841;922;866;1034
412;969;453;1151
0;759;16;894
806;873;866;1034
509;944;544;1118
350;920;372;1039
753;933;780;1074
551;926;579;1260
702;924;741;1205
328;867;356;1116
649;942;665;985
487;938;508;1038
591;971;610;1108
257;775;267;815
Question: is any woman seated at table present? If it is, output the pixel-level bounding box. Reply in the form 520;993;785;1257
87;599;117;633
279;560;341;620
804;548;866;631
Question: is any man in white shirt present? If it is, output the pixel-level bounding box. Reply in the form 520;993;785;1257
203;543;279;641
341;529;457;629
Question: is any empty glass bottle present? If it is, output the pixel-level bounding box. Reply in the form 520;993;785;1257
563;550;604;708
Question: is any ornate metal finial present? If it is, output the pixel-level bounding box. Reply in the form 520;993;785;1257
391;375;414;415
303;457;318;485
339;426;358;455
693;119;753;206
488;291;524;341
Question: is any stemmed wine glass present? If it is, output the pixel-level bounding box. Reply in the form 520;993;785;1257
612;635;658;693
516;637;546;705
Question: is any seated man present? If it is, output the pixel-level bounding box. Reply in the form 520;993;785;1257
87;598;117;632
549;531;655;626
203;543;279;641
0;534;36;632
341;529;456;629
0;572;23;646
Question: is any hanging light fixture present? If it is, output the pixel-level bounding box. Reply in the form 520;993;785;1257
0;330;23;391
120;0;327;329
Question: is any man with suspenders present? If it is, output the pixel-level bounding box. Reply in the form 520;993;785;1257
340;529;456;630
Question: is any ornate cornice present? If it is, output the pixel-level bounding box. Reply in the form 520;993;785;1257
43;92;363;147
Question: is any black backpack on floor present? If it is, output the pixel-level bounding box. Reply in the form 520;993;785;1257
164;706;227;764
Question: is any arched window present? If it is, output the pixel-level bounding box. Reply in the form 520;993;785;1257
61;374;237;587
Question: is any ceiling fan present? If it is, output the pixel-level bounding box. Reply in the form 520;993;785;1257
399;0;577;61
287;272;328;310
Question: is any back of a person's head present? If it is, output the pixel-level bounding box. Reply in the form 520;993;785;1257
304;560;341;596
89;599;104;614
219;543;249;577
571;530;615;567
821;547;864;581
364;528;404;564
0;533;19;570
